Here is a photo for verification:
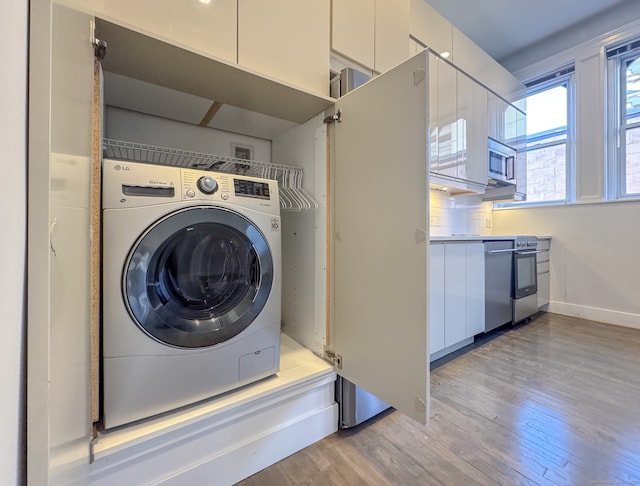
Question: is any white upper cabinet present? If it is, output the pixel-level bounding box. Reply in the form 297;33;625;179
452;27;525;102
332;52;428;424
457;71;488;186
64;0;332;95
239;0;330;96
332;0;375;69
409;0;452;58
62;0;238;63
332;0;410;73
430;53;487;192
374;0;411;73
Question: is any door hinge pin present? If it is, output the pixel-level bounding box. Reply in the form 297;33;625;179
324;350;343;369
94;38;108;60
323;108;342;124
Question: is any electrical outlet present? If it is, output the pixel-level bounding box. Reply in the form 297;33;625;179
485;218;492;229
430;215;441;226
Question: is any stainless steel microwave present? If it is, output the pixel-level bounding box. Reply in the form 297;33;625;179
488;138;516;185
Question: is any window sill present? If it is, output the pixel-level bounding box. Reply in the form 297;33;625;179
494;196;640;210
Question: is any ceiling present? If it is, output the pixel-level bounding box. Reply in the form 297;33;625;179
424;0;632;62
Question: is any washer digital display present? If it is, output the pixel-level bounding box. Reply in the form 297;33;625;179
234;179;270;199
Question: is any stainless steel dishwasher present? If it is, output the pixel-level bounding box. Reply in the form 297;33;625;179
484;240;515;332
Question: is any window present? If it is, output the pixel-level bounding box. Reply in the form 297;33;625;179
520;68;575;204
607;40;640;198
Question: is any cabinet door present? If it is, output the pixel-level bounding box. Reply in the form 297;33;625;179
444;244;466;347
29;4;94;482
409;0;452;58
332;52;428;424
374;0;410;73
458;73;488;186
62;0;238;63
429;244;445;355
487;91;505;143
436;57;458;179
465;243;485;336
332;0;375;70
428;53;440;173
239;0;330;95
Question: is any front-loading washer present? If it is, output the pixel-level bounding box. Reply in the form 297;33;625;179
101;159;281;429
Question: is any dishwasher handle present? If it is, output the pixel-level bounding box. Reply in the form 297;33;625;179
516;250;542;255
485;248;517;255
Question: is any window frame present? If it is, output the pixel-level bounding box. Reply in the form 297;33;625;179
498;69;576;208
606;44;640;199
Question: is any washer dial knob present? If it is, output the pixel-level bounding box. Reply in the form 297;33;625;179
197;176;218;195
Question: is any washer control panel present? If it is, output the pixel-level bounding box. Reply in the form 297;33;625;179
101;159;278;212
181;167;278;211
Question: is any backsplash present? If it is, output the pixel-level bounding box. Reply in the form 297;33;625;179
429;189;494;236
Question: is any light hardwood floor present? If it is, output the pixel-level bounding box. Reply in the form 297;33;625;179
236;313;640;485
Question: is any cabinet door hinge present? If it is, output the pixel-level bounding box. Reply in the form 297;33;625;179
324;350;343;369
323;108;342;124
91;20;107;60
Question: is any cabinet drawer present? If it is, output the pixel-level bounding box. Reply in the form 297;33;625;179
537;261;550;275
537;249;549;264
537;239;551;251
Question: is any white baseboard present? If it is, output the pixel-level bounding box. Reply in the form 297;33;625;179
548;301;640;330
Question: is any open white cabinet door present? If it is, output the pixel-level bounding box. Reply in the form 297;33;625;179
331;52;429;424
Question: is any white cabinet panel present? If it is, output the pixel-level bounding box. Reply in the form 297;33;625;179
239;0;330;95
429;244;445;355
537;238;551;309
430;242;484;359
458;72;488;186
374;0;410;73
62;0;238;63
465;243;485;336
538;271;550;308
430;54;486;191
434;56;458;179
333;0;409;74
332;0;375;69
409;0;452;58
444;244;466;347
333;53;428;424
29;4;95;482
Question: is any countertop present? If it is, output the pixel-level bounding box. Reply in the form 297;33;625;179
430;235;552;242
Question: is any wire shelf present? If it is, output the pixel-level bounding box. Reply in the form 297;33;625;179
103;139;318;211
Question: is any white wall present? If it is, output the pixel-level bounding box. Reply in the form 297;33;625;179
0;0;27;483
493;201;640;329
104;107;273;162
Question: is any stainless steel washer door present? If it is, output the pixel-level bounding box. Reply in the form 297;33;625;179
123;206;273;348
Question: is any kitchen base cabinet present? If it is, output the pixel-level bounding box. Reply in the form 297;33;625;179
429;241;485;362
537;238;551;309
429;244;445;354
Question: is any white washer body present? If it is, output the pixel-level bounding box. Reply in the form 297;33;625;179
102;159;281;429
